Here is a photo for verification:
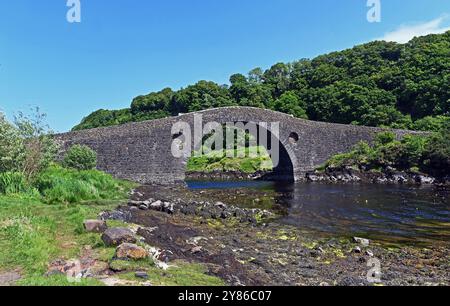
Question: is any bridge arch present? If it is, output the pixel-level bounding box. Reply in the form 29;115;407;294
180;119;299;182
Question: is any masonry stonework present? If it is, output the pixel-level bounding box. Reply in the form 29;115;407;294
55;107;414;184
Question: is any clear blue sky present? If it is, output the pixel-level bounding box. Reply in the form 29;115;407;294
1;0;449;132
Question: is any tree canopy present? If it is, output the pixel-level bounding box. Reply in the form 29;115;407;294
73;31;449;132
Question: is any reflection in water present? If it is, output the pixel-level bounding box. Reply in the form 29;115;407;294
187;181;450;245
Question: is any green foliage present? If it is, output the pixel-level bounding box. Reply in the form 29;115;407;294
412;116;450;132
35;166;132;204
73;31;450;132
0;109;58;179
323;128;449;177
187;146;273;173
375;132;396;146
422;122;450;176
0;113;25;173
188;126;273;173
63;145;97;171
72;108;132;131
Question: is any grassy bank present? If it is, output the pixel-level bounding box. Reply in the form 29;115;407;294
0;167;226;286
187;146;273;173
0;166;132;285
0;197;119;285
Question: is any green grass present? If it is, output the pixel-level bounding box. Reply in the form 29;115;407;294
118;261;226;286
109;258;155;272
0;166;225;286
16;274;105;286
35;165;135;204
0;172;39;197
0;196;121;283
0;198;226;286
187;146;273;173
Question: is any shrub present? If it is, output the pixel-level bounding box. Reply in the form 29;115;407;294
14;108;58;180
412;116;450;132
1;109;58;179
374;131;396;146
422;122;450;177
0;113;25;173
397;135;427;169
63;145;97;171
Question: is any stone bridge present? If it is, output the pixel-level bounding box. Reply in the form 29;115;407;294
55;107;413;184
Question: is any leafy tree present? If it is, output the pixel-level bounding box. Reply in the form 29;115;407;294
72;109;132;131
412;116;450;132
270;91;307;119
263;63;291;97
131;88;173;114
170;81;235;114
73;31;450;134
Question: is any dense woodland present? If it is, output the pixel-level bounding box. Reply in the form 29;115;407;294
73;31;449;132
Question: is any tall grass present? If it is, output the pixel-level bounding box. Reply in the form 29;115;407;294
35;166;132;204
0;172;37;196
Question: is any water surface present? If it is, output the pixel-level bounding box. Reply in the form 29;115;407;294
187;181;450;245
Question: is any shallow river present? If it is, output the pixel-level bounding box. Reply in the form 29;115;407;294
187;181;450;246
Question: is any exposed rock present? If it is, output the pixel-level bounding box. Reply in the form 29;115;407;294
0;271;21;286
83;220;107;233
353;237;370;247
150;200;163;210
99;209;132;223
416;175;435;185
128;200;143;207
87;261;110;275
102;228;137;247
135;271;149;279
116;243;148;260
353;246;362;253
190;246;203;254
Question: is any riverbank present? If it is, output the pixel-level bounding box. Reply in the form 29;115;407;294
2;183;449;286
188;168;449;187
306;168;449;186
98;184;450;286
186;170;271;181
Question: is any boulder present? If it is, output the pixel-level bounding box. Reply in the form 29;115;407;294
150;200;163;210
416;175;435;185
102;228;137;247
84;220;107;233
353;246;362;253
139;204;149;210
353;237;370;247
116;243;148;260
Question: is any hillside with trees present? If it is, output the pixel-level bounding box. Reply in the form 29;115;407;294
73;31;449;132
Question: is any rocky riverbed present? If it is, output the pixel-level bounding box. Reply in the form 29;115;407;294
89;184;450;286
